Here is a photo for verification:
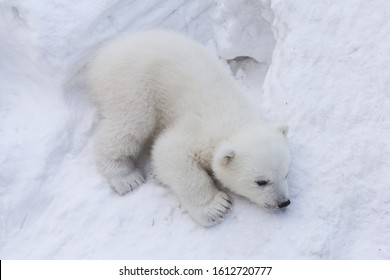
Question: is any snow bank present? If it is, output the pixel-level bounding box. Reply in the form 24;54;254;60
1;0;389;259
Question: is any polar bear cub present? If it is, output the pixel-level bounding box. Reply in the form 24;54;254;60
87;30;291;226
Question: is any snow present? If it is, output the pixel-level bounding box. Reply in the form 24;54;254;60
1;0;389;259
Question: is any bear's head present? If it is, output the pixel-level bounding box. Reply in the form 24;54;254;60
212;124;291;210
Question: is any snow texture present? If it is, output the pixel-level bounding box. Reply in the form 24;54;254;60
1;0;389;259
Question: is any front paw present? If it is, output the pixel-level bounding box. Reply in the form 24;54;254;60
192;191;232;227
109;169;145;195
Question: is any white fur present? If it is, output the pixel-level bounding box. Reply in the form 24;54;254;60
87;30;291;226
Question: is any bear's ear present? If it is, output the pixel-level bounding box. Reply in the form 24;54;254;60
217;147;236;166
278;124;289;136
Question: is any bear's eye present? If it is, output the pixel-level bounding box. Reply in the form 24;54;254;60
285;173;289;179
256;180;269;187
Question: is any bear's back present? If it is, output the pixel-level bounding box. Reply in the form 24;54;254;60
87;30;252;128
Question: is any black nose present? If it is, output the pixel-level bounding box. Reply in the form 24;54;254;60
278;200;291;209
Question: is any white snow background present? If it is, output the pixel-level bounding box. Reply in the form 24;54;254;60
1;0;389;259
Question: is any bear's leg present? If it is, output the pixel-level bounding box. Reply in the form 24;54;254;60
94;118;149;195
152;131;232;226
